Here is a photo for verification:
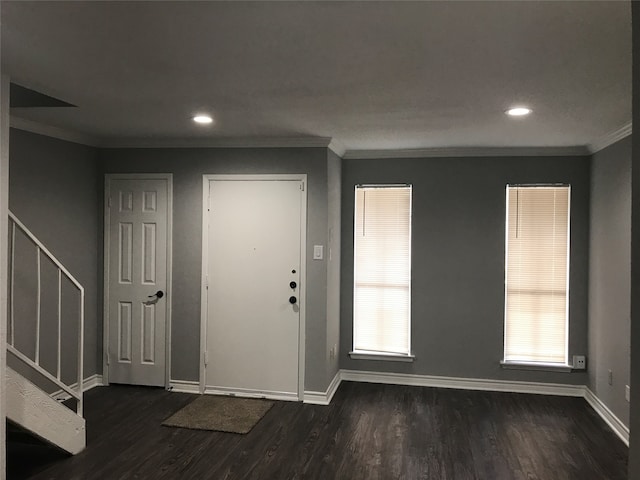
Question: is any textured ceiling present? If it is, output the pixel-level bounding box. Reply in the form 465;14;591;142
0;1;632;151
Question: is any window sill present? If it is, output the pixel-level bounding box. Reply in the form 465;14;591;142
500;361;573;373
349;351;415;363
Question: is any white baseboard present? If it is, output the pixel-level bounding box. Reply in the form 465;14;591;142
51;374;104;402
172;369;630;448
83;374;104;392
168;379;200;394
307;369;628;447
340;369;585;397
304;370;342;405
583;388;629;446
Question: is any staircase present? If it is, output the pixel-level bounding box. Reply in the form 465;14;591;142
6;212;85;455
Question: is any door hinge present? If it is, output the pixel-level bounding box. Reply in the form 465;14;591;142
108;196;112;208
106;352;110;365
203;351;208;366
300;181;305;191
205;274;209;289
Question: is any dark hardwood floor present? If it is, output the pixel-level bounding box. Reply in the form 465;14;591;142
8;381;628;480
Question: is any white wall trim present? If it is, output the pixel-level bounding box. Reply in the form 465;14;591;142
306;370;629;448
83;373;104;392
51;374;104;402
164;372;639;449
103;136;332;149
9;118;612;161
169;379;200;394
10;116;100;147
343;146;590;160
587;122;632;154
304;370;342;405
1;74;10;479
170;368;629;447
328;139;346;158
8;115;632;158
200;174;307;400
199;177;209;395
583;388;629;446
102;173;174;388
340;370;585;396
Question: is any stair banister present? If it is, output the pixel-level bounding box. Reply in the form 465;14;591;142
7;210;84;417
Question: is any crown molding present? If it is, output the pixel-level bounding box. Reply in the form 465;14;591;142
343;145;590;160
10;116;100;147
328;139;346;158
11;115;627;158
587;122;632;154
9;117;333;150
102;136;332;149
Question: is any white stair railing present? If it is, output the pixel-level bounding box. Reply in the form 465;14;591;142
7;211;84;417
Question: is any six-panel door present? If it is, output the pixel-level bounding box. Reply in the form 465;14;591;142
107;178;168;386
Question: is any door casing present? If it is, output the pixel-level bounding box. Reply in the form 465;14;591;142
103;173;173;388
199;174;307;398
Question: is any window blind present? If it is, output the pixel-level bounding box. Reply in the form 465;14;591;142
353;185;412;355
504;185;570;364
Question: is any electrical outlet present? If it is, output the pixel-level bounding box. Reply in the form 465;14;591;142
329;346;335;360
573;355;586;369
608;369;613;386
626;385;631;402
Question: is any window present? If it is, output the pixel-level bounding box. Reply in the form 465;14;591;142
352;185;412;358
504;185;570;365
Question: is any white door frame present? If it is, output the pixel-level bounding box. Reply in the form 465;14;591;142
200;174;307;399
103;173;173;388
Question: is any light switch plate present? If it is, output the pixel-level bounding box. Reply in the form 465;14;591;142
313;245;324;260
626;385;631;402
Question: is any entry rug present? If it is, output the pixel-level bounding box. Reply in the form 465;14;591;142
162;395;274;434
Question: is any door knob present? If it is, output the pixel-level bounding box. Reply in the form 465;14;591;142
289;296;297;304
290;281;297;289
148;290;164;299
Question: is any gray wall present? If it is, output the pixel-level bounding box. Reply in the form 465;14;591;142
340;155;590;385
8;128;100;383
589;136;631;427
326;149;342;386
100;147;331;391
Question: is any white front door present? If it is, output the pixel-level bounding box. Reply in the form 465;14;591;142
105;175;171;387
203;176;305;400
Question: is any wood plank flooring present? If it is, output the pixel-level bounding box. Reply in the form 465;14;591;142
8;381;628;480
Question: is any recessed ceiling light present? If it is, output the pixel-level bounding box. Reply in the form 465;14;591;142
506;107;532;117
193;114;213;124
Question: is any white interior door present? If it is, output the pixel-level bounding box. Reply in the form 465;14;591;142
105;176;171;387
204;176;305;400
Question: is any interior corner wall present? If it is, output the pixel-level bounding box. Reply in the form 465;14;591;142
339;155;590;385
629;2;640;476
99;147;331;392
326;149;342;385
8;128;100;381
0;73;10;480
588;136;631;427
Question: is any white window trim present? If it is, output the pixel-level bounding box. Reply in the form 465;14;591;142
503;184;571;366
349;351;416;363
352;184;412;357
500;360;573;373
